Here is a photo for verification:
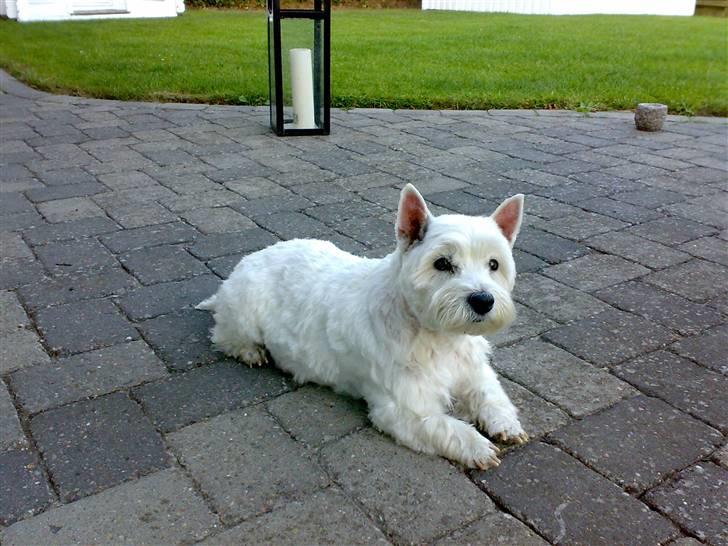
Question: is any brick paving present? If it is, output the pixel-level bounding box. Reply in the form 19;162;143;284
1;70;726;544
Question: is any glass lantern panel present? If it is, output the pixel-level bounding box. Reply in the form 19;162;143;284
280;17;325;131
267;8;277;130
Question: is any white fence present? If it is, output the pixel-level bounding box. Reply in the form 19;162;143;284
421;0;696;15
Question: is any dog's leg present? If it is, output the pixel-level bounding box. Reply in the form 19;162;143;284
205;315;268;367
461;364;528;445
369;401;501;469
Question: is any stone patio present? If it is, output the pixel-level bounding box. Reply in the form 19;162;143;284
1;70;726;545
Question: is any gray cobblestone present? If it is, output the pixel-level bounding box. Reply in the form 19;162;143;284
541;158;597;176
35;298;139;356
37;196;105;223
600;162;670;180
321;428;494;544
534;181;610;204
0;232;33;260
0;382;26;452
543;308;676;367
155;172;222;194
425;190;497;215
160;189;244;213
0;258;45;290
134;360;290;432
31;392;168;502
254;211;331;240
10;340;167;414
306;199;387;225
644;462;727;546
25;182;106;204
267;385;368;448
490;303;558;346
91;184;175;208
644;258;728;302
35;238;118;273
463;177;539;201
18;266;138;310
188;228;279;260
117;273;219;321
137;310;217;370
181;206;256;234
0;210;44;230
23;216;119;246
536;209;628;240
627;216;717;246
235;194;313;218
614;350;728;433
578;196;662;224
0;193;34;216
0;449;54;526
201;488;389;545
0;291;29;335
204;252;246;278
477;442;678;546
679;236;728;267
670;324;728;375
596;279;722;335
611;187;687;208
494;339;636;416
435;512;548;545
514;273;611;323
513;249;547;273
0;468;217;545
500;378;570;441
714;445;728;469
105;202;177;229
168;405;328;524
96;170;157;191
120;244;207;285
549;395;722;493
0;327;51;374
516;227;590;264
224;176;289;199
2;82;726;545
337;216;394;248
99;221;199;253
543;254;649;292
585;231;691;269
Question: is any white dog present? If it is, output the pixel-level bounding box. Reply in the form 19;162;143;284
197;184;527;469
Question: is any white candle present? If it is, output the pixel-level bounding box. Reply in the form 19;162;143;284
288;48;316;129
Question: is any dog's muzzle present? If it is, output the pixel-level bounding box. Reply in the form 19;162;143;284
467;291;494;317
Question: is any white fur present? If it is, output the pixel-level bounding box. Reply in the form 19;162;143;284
197;184;527;469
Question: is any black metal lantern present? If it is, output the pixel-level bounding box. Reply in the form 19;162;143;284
267;0;331;136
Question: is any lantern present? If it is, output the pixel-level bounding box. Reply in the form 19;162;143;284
267;0;331;136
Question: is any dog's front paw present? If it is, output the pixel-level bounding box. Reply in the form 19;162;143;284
238;344;269;368
494;430;529;445
478;408;528;445
460;436;501;470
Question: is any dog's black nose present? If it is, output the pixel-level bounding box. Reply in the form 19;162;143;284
467;291;494;316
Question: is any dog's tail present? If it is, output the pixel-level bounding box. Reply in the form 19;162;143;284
195;295;217;311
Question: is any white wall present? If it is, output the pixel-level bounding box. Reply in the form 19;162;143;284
422;0;696;15
1;0;19;18
10;0;183;21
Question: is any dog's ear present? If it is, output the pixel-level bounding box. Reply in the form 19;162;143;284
397;184;430;249
491;194;524;247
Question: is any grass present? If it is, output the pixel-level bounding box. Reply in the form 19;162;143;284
0;9;726;115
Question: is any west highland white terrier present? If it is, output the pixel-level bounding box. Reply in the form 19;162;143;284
197;184;527;469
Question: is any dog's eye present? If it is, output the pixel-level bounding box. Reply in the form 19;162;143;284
434;257;454;273
489;259;499;271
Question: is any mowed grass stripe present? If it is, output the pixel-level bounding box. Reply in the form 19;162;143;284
0;9;725;115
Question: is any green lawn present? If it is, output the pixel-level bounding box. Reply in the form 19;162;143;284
0;9;726;115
